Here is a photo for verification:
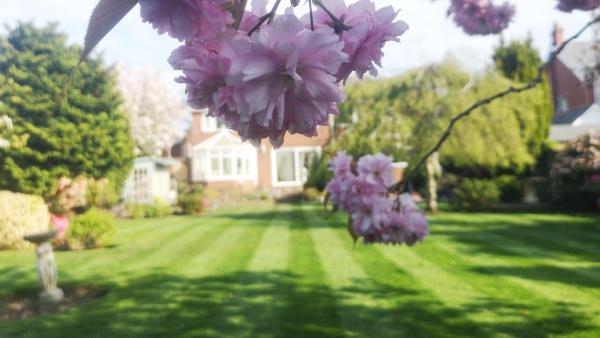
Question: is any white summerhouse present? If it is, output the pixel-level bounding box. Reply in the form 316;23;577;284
122;157;178;204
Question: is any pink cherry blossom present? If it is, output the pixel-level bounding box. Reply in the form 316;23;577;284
311;0;408;82
326;152;429;246
329;151;353;178
448;0;515;35
357;153;395;190
557;0;600;12
224;12;347;146
350;195;392;234
139;0;233;41
169;41;233;115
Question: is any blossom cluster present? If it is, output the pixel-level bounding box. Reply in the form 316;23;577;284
326;152;429;246
138;0;407;147
447;0;599;36
557;0;600;12
448;0;515;36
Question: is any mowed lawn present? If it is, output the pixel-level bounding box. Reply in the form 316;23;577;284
1;204;599;338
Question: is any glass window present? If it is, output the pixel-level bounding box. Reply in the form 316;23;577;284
222;157;233;176
275;148;319;184
276;150;296;182
237;158;243;175
201;147;255;179
210;158;220;175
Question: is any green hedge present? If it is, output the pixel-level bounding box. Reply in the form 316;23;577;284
177;186;206;215
126;199;172;219
451;179;500;211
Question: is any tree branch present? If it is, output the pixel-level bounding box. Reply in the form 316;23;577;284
394;15;600;192
247;0;282;35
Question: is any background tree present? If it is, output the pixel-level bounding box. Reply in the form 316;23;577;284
335;56;552;178
0;115;27;149
117;66;187;156
493;36;542;83
0;23;134;197
492;36;554;172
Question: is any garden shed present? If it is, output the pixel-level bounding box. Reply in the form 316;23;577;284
122;157;178;205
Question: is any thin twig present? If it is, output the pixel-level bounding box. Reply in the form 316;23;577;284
247;0;282;35
313;0;350;33
394;15;600;193
309;0;315;31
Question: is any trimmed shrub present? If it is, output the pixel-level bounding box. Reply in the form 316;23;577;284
301;187;321;201
145;198;172;217
177;186;206;215
67;208;115;249
126;199;172;218
126;203;146;219
550;131;600;211
452;179;500;211
494;175;524;203
0;191;50;250
86;177;120;209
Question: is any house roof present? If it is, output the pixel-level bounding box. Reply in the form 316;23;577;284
550;103;600;141
573;103;600;126
557;41;595;83
552;103;600;126
192;129;254;150
134;156;179;169
552;105;591;124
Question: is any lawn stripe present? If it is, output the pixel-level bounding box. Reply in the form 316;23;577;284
305;204;490;338
246;204;289;272
99;208;270;337
117;216;182;236
278;206;345;338
174;208;272;337
302;204;402;338
406;226;600;334
63;217;203;276
183;210;270;278
125;217;234;271
435;223;600;293
196;204;290;338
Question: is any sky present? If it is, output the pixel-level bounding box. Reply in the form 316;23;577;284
0;0;593;97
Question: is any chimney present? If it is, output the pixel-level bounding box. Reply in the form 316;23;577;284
552;23;564;47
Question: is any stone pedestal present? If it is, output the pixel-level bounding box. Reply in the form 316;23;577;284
24;231;64;302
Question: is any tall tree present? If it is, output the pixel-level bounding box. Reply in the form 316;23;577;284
492;37;553;169
335;59;552;177
493;36;542;83
117;66;187;156
0;23;134;197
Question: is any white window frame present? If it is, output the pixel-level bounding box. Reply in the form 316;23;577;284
271;146;321;188
193;145;257;182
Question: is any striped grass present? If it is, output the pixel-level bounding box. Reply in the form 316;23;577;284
0;204;599;337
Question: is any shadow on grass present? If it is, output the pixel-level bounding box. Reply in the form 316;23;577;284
0;270;595;338
430;213;600;261
471;265;600;289
213;205;340;230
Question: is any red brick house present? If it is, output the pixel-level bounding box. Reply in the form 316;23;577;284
172;111;330;193
547;24;600;141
